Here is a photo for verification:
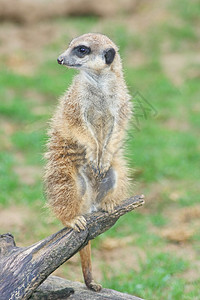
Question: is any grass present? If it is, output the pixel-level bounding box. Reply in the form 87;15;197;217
103;252;188;299
0;1;200;299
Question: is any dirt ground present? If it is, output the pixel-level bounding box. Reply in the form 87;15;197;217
0;0;140;23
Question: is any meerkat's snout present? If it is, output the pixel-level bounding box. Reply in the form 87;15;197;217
57;44;91;68
57;51;83;68
57;57;64;65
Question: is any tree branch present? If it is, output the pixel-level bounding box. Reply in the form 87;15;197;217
0;195;144;300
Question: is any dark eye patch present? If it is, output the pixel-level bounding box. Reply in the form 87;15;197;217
72;45;91;58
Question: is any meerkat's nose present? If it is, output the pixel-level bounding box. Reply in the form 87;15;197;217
57;56;64;65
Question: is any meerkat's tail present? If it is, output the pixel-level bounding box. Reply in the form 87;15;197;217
79;241;102;292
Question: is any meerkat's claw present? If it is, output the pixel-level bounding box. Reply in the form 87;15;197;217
99;169;108;179
65;216;87;232
87;280;102;292
100;166;109;176
101;201;115;213
90;163;102;179
75;216;87;231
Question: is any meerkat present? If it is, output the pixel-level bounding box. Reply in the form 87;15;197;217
44;33;132;291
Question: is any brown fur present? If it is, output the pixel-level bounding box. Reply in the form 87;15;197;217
44;33;132;290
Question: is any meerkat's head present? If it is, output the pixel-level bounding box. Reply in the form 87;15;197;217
57;33;120;75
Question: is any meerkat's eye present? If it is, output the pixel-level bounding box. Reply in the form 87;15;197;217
79;46;87;53
73;45;91;58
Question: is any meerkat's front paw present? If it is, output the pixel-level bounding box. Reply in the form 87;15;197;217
88;161;103;179
99;156;112;177
86;151;99;176
101;201;115;213
90;162;101;178
65;216;87;232
90;161;110;179
100;164;110;178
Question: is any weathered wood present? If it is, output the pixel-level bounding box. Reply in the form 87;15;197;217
30;275;143;300
0;195;144;300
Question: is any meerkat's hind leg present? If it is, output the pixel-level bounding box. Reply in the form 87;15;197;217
80;241;102;292
95;167;116;204
64;172;88;232
100;158;129;213
77;173;87;196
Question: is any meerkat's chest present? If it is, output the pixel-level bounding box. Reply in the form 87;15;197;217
85;99;115;143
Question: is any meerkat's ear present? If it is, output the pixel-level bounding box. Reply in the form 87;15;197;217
104;48;116;65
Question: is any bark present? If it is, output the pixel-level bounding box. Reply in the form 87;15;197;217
0;195;144;300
